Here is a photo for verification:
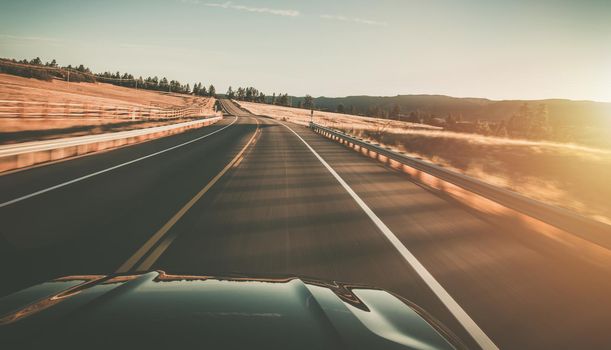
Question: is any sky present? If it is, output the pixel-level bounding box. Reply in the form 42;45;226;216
0;0;610;102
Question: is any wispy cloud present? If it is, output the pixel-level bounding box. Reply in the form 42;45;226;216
119;43;168;50
0;34;63;42
189;1;299;17
320;14;387;26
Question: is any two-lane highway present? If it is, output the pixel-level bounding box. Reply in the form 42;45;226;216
1;100;611;350
0;112;257;294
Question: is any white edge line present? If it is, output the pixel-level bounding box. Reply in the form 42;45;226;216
0;116;238;209
280;121;499;350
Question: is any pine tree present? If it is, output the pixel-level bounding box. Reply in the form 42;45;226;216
303;95;314;109
390;104;400;118
30;57;42;65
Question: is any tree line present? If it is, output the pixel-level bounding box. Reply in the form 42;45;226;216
226;86;296;107
226;87;318;110
0;57;216;97
226;86;266;103
348;102;554;140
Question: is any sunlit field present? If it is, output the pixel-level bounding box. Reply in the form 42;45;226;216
238;101;611;225
0;73;218;144
237;100;441;130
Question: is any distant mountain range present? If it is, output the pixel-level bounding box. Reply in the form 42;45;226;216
292;95;611;127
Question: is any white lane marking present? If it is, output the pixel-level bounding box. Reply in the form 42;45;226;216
280;122;499;350
0;116;238;209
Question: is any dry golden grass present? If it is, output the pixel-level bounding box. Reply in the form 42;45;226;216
0;73;217;143
238;101;611;226
0;73;214;108
236;101;440;131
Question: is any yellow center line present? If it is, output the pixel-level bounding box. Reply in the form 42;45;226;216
115;117;260;273
232;156;244;168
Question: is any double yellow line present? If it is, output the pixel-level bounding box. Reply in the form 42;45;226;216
116;118;261;273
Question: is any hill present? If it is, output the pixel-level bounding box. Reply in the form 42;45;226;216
0;73;217;144
301;95;611;128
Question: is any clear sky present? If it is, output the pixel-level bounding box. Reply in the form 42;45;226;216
1;0;610;101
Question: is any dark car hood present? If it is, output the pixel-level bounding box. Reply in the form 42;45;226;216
0;271;462;349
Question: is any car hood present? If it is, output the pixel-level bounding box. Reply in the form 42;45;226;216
0;271;462;349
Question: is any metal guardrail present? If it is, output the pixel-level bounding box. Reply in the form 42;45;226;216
0;116;222;173
0;99;214;119
0;117;222;157
310;122;611;250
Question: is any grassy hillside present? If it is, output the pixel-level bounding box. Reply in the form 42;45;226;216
0;73;217;144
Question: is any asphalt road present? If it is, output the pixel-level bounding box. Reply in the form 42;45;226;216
1;99;611;349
